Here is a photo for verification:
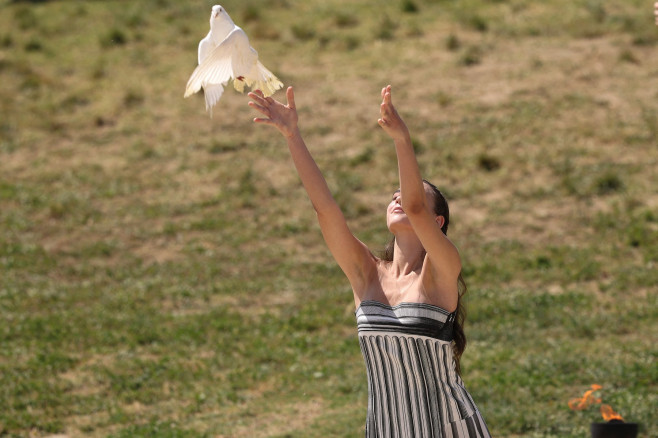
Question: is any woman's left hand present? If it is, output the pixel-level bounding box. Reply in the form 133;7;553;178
378;85;410;142
248;87;299;139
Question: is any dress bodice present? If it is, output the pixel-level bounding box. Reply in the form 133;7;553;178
355;300;491;438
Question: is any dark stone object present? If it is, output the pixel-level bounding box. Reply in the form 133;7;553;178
591;422;638;438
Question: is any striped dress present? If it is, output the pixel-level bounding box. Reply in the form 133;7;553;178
356;300;491;438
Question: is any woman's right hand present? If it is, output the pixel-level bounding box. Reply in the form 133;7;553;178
378;85;410;143
248;87;299;139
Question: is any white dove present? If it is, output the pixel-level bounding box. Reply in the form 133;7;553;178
184;5;283;116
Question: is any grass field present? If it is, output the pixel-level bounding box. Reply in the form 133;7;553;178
1;0;657;436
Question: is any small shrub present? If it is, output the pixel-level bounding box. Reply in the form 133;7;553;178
618;48;639;64
178;24;191;36
13;6;38;30
49;193;80;219
625;18;658;45
1;34;13;48
91;60;107;80
468;15;489;32
0;123;18;153
459;45;482;66
531;58;544;69
125;13;146;28
632;33;658;47
412;138;425;155
100;29;128;48
24;38;43;52
375;27;394;40
238;168;257;198
435;91;453;108
251;24;280;40
94;116;110;127
20;74;42;92
341;35;361;51
349;147;374;167
74;4;87;17
532;255;552;270
594;171;623;195
209;140;240;154
585;0;606;24
334;12;359;28
401;0;419;13
641;106;657;141
405;24;424;37
375;15;397;40
477;153;501;172
61;94;90;110
291;24;315;41
446;33;460;51
242;5;260;23
627;223;647;248
123;90;144;108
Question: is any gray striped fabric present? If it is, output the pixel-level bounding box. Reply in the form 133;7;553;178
356;301;491;438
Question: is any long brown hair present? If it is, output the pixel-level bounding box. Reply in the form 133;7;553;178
381;180;468;375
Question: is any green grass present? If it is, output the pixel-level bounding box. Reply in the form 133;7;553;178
1;0;657;436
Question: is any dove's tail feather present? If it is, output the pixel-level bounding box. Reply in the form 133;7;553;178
254;61;283;96
234;78;246;94
204;83;225;117
232;61;283;97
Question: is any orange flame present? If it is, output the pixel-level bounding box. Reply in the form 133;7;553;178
568;384;602;411
601;404;624;422
569;385;626;423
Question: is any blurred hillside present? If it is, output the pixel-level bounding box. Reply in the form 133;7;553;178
0;0;657;437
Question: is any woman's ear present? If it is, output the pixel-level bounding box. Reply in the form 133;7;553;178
435;215;446;229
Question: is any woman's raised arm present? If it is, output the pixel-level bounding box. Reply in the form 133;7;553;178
378;85;462;283
248;88;377;295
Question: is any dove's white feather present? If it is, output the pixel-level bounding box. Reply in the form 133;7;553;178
204;84;224;118
251;61;283;96
197;33;215;65
184;4;283;115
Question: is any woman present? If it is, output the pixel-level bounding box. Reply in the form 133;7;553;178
248;85;491;438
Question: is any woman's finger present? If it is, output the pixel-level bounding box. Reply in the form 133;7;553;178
250;89;269;102
247;100;269;115
248;91;268;107
384;91;392;105
253;117;275;126
286;87;296;110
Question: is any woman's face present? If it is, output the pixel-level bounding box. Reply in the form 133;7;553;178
386;184;437;232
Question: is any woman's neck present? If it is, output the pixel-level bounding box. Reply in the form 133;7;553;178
391;232;425;276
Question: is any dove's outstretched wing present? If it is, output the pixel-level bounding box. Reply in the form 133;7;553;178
197;33;215;65
184;28;251;96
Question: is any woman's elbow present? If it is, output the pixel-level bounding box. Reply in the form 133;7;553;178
314;199;343;220
403;200;427;216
